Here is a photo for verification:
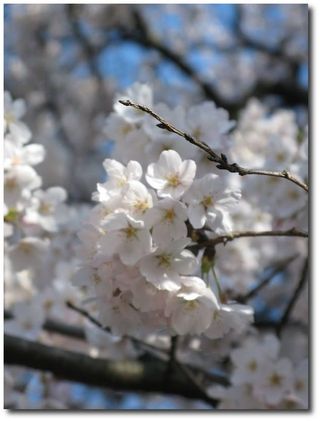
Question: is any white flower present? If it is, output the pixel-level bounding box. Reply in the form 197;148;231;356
230;334;280;385
4;139;45;169
5;299;45;340
139;238;197;291
97;291;143;336
145;197;187;246
9;237;49;272
183;173;241;229
146;149;196;199
23;187;67;232
4;165;42;209
114;82;153;123
254;358;293;405
98;212;152;266
165;276;220;335
121;180;155;221
4;91;31;143
204;303;254;340
186;101;235;149
130;276;167;312
101;158;142;192
292;359;308;408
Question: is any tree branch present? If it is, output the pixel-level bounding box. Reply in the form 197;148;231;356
118;99;309;193
198;228;308;249
237;254;298;302
277;258;308;335
4;334;224;405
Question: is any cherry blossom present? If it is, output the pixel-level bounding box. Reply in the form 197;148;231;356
146;149;196;199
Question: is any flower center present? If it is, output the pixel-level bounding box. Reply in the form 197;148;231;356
276;152;286;162
295;380;305;391
116;177;127;188
134;199;150;213
269;372;282;387
166;173;181;187
184;300;199;310
20;242;33;253
5;112;15;125
5;177;17;190
39;202;53;215
201;195;213;209
287;190;300;200
123;225;138;239
247;360;258;372
157;253;172;268
164;208;175;222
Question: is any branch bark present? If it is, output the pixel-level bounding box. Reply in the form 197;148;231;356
118;99;309;193
198;228;308;249
4;334;225;405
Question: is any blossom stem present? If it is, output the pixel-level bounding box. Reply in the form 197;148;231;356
119;99;309;192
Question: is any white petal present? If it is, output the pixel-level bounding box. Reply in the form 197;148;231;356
188;204;206;228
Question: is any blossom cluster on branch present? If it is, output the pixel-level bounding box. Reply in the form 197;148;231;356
4;83;309;410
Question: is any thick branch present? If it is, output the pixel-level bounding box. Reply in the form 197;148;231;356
4;334;223;405
118;99;309;193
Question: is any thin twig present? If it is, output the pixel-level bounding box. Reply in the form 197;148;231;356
198;228;308;249
238;255;298;302
65;301;168;360
166;335;178;380
119;99;309;193
174;360;218;408
277;258;308;335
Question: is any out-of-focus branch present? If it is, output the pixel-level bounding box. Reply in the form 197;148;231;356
65;4;107;97
277;258;308;334
119;99;309;192
65;300;167;359
119;6;307;111
4;334;221;405
237;255;298;302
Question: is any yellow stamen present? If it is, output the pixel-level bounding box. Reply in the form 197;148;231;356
164;208;175;222
123;225;138;239
185;300;199;310
269;372;282;386
201;195;213;209
157;254;172;267
134;200;150;213
166;173;181;187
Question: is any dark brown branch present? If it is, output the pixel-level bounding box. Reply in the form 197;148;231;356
199;228;308;249
118;99;309;192
4;334;223;406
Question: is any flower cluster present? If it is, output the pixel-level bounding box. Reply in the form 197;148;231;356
207;333;308;409
74;149;253;338
4;92;84;339
106;82;235;177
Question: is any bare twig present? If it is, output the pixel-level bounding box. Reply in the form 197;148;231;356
198;228;308;249
65;301;168;359
118;99;309;192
